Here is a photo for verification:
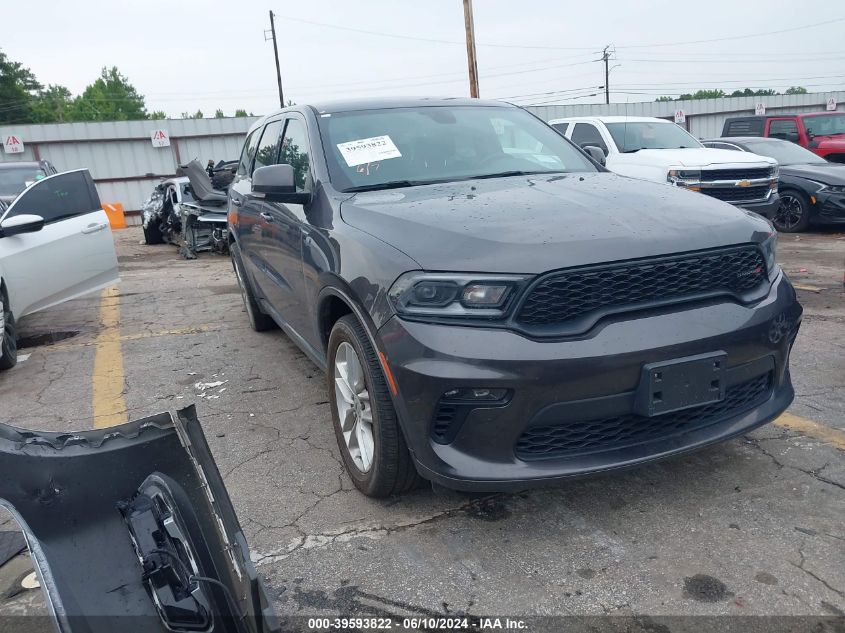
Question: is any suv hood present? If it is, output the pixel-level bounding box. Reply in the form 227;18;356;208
341;173;771;274
815;135;845;149
616;147;777;169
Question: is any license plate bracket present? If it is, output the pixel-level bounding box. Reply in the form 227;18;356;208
634;352;727;417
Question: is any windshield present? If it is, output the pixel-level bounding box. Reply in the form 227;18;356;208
605;121;702;152
319;105;596;192
803;114;845;137
0;165;46;197
742;140;828;166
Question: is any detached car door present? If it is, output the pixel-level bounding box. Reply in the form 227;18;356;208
0;169;119;318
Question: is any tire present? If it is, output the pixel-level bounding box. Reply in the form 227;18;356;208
143;219;165;244
230;242;276;332
773;190;811;233
327;314;419;497
0;296;17;371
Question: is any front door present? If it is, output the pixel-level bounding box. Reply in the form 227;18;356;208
0;169;119;318
257;115;312;338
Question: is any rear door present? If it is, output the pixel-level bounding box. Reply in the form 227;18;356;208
766;118;800;143
0;169;118;318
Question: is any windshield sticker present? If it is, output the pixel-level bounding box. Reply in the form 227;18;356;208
337;135;402;167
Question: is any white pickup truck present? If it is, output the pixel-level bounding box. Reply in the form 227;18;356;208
548;116;780;218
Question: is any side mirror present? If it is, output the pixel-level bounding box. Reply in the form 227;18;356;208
583;145;607;166
251;164;310;204
0;214;45;237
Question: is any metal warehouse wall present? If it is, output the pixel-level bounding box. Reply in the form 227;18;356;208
526;91;845;139
0;117;260;216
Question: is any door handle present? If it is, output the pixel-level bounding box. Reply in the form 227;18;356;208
260;212;274;222
81;222;109;234
231;197;243;207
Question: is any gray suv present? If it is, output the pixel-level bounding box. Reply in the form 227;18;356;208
228;98;801;497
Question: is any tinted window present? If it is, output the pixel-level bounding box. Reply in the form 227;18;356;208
280;118;311;192
551;122;569;134
0;165;47;197
252;119;284;174
769;119;798;140
319;106;596;192
803;114;845;137
236;129;260;176
704;142;742;151
6;170;98;223
726;119;763;136
605;121;700;152
570;123;607;152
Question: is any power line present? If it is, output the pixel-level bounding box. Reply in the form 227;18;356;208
271;13;845;52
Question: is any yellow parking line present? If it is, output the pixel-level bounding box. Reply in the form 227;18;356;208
91;286;127;429
774;412;845;451
792;284;823;293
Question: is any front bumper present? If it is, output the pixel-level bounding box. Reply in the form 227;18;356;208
737;192;781;219
379;271;802;491
813;190;845;224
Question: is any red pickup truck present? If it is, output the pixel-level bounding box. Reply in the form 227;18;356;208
722;112;845;163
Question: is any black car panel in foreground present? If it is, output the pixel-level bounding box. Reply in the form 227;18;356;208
229;98;802;496
0;406;279;633
704;136;845;232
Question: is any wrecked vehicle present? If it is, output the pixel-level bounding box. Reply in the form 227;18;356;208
141;159;230;259
229;97;802;497
0;406;279;633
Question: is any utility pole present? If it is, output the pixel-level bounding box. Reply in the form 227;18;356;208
602;45;611;105
462;0;480;98
267;11;285;107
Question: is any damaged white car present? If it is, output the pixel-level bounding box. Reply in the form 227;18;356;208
0;169;119;370
141;159;230;259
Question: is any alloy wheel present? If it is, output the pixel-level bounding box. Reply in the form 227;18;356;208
774;194;804;231
333;341;375;473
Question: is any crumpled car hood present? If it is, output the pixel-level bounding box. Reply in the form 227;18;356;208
0;406;279;633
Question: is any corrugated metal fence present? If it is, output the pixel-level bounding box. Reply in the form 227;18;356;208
526;91;845;139
0;117;258;218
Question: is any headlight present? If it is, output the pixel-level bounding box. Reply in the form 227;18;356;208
760;232;778;277
769;164;779;179
822;185;845;193
388;272;528;319
667;168;701;186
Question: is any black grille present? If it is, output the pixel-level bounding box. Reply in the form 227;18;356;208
515;372;772;460
700;168;771;182
704;185;770;202
515;246;766;328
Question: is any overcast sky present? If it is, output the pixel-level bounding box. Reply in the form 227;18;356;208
3;0;844;117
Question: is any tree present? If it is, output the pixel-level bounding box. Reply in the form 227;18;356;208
31;84;73;123
149;110;167;120
785;86;808;95
234;109;249;117
70;67;147;121
678;89;726;101
214;108;225;118
655;96;674;102
181;109;204;119
0;50;41;124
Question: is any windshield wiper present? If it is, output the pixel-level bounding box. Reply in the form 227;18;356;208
342;180;420;193
470;170;567;180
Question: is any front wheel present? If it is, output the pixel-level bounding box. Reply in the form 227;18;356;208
0;297;18;371
327;315;419;497
773;190;810;233
142;219;165;244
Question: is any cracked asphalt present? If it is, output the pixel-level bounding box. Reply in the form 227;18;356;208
1;227;843;625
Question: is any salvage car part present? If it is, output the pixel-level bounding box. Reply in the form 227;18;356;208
0;406;279;633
